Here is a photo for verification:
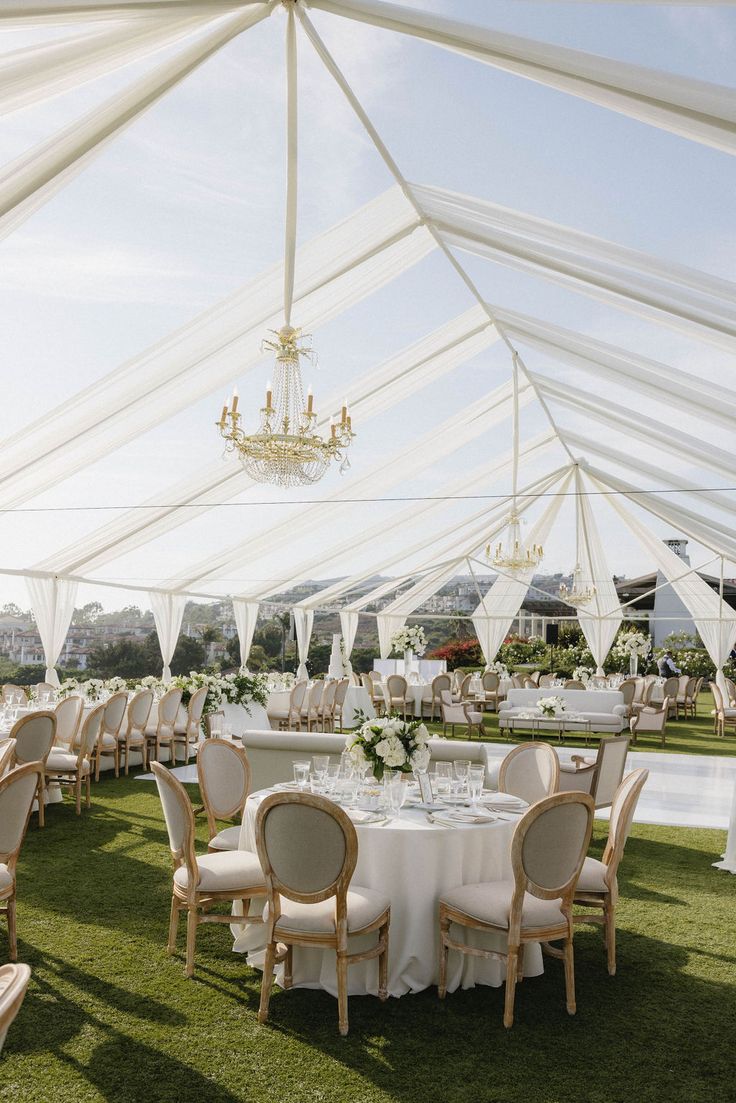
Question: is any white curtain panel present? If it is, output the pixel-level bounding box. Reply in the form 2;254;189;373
0;6;272;244
168;379;528;592
9;189;429;519
471;471;573;663
26;576;78;686
376;558;464;658
585;465;736;565
494;305;736;434
574;471;623;674
238;433;556;604
377;614;406;661
292;607;314;681
339;609;359;657
312;0;736;154
593;477;736;683
232;599;259;671
535;376;736;485
411;184;736;353
150;591;186;681
0;10;222;116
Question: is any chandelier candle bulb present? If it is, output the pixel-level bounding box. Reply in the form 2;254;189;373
306;385;313;414
231;386;239;415
265;381;272;409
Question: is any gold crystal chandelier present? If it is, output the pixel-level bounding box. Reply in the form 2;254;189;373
559;562;597;607
487;352;544;574
216;4;354;487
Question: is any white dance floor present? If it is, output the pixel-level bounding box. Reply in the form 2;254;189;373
138;743;736;831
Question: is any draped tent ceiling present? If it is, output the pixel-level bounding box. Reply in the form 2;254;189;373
2;0;736;682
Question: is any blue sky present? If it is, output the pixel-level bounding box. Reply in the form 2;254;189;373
1;1;735;610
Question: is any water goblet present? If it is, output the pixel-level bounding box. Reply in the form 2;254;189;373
383;771;408;819
293;761;311;790
324;763;341;794
312;754;330;783
453;759;471;791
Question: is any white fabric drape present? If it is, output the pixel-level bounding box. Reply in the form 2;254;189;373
0;10;223;116
594;477;736;683
411;184;736;353
0;2;245;25
312;0;736;154
26;576;78;686
471;472;572;664
292;607;314;681
9;189;428;518
534;376;736;484
150;591;186;681
494;305;736;432
232;599;259;671
574;470;622;674
339;610;359;657
0;6;273;244
376;559;464;658
171;379;529;591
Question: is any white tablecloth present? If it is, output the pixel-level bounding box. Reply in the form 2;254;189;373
266;686;374;730
234;790;542;997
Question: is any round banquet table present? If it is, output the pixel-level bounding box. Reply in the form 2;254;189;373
232;789;543;998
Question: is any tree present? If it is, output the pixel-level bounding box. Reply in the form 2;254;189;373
72;601;103;626
0;603;25;619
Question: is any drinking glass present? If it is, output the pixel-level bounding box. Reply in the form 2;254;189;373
324;763;341;794
433;761;452;797
312;755;330;783
468;765;485;807
453;759;471;790
384;772;408;818
293;761;311;789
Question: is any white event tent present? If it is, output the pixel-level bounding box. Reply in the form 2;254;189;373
1;0;735;690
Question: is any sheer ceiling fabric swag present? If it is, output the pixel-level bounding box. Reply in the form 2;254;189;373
232;598;259;670
0;1;247;25
411;185;736;353
0;9;227;116
32;298;493;574
0;5;275;243
165;379;532;593
25;576;78;686
339;608;359;657
592;475;736;688
9;188;430;517
231;434;556;604
470;470;573;666
293;606;313;680
309;0;736;155
150;591;186;680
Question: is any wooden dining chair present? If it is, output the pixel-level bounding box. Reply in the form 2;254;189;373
439;791;594;1027
53;695;83;750
145;687;183;764
198;739;251;853
318;680;338;731
302;680;325;732
332;678;350;732
173;685;208;765
557;736;630;809
385;675;410;720
0;762;44;959
480;670;502;712
151;762;266;978
11;713;56;828
118;690;153;775
44;704;104;815
0;741;16;779
0;962;31;1054
573;768;649;974
498;742;559;805
93;691;128;781
255;791;390;1036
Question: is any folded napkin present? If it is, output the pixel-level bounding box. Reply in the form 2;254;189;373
430;810;495;826
347;808;386;824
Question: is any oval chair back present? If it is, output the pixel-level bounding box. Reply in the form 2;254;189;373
0;741;16;779
590;736;630;809
186;686;208;736
0;962;31;1055
564;680;584;690
386;675;407;701
499;742;559;804
0;761;43;866
158;687;184;734
101;691;128;737
197;739;251;838
128;690;154;734
600;768;649;891
290;680;308;712
54;695;83;748
80;705;105;761
512;791;594;908
618;680;637;709
482;671;499;692
360;673;372;693
12;712;56;766
334;678;349;706
151;761;197;894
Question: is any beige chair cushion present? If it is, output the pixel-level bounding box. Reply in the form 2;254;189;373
575;856;610;894
0;863;13;894
442;880;566;931
99;733;118;751
208;825;242;851
173;849;264;893
270;885;389;936
46;751;89;774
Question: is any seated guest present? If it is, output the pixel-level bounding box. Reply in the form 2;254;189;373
657;650;681;677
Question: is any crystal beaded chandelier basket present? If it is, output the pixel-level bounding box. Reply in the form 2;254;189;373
558;562;597;607
216;4;354;487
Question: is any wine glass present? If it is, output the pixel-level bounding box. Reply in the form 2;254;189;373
453;759;471;792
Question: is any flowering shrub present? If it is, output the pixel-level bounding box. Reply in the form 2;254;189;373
345;714;431;780
390;625;427;657
427;638;483;670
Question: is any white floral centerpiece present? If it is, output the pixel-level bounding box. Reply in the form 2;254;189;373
573;666;593;685
345;715;431;781
389;625;427;657
537;695;566;718
612;630;651;675
485;660;509;679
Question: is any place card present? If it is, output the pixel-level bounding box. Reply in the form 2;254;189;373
417;772;434;803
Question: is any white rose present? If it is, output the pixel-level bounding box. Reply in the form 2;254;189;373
411;745;431;772
413;724;429;744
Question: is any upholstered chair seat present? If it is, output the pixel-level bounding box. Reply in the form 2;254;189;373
46;750;90;774
172;849;264;894
575;856;610;894
208;825;243;851
0;865;13;894
441;881;565;931
268;885;390;937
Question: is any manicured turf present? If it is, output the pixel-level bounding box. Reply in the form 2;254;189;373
2;772;735;1103
426;691;736;758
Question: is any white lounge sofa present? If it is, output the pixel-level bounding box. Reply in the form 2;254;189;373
240;729;496;790
498;688;626;735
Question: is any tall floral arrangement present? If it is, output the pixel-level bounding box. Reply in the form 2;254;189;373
390;625;427;657
612;630;651;661
345;715;431;780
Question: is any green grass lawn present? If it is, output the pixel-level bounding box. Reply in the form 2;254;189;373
426;691;736;758
2;771;735;1103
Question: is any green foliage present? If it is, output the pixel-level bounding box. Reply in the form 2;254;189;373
427;638;484;670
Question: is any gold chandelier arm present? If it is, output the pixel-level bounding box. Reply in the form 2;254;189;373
284;2;298;328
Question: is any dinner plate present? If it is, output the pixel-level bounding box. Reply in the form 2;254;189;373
347;809;387;824
480;793;528;809
272;781;302;791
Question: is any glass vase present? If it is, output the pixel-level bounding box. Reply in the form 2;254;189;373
629;654;639;677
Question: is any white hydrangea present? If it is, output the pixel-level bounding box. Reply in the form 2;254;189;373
375;735;408;768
